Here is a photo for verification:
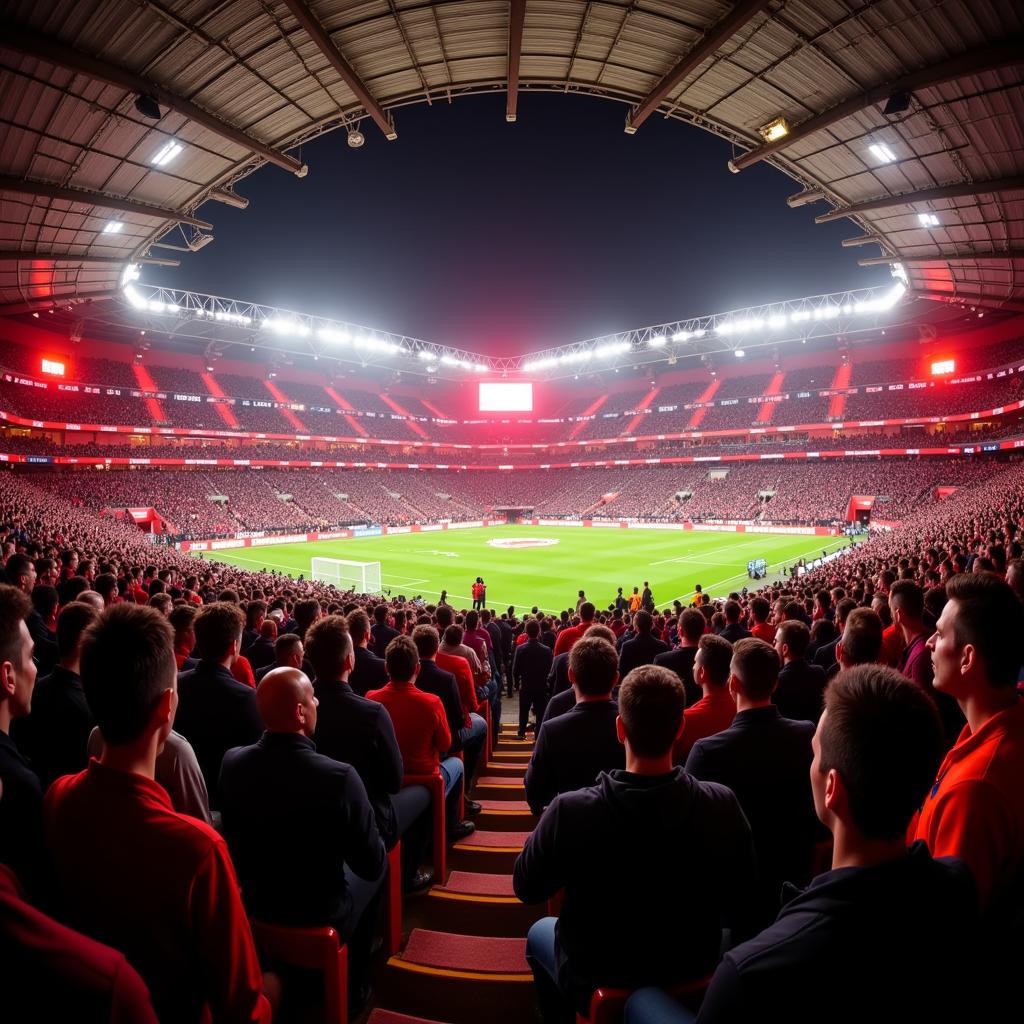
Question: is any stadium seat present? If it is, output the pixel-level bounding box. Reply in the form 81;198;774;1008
387;842;403;955
449;830;530;874
403;774;448;883
249;921;348;1024
579;976;711;1024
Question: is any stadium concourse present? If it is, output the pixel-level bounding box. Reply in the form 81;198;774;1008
3;1;1024;1023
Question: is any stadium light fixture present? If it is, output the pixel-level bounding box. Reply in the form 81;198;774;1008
767;315;787;329
102;220;123;233
735;349;745;358
418;350;437;361
868;142;897;164
147;300;166;313
671;331;688;342
918;212;940;227
134;93;162;121
262;318;309;338
692;329;706;339
150;141;183;167
318;327;350;344
759;117;789;142
648;334;667;347
595;341;630;358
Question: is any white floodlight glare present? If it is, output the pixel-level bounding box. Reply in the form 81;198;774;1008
150;141;183;167
648;335;667;347
595;341;630;358
123;284;147;309
671;331;688;342
318;327;350;344
263;319;309;338
472;363;488;372
120;263;141;287
891;262;908;285
735;349;745;358
717;322;735;335
560;350;593;365
147;300;166;313
418;350;437;361
918;212;940;227
868;142;896;164
691;329;706;339
102;221;123;233
768;315;787;329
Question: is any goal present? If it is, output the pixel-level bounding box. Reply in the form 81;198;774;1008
311;557;382;593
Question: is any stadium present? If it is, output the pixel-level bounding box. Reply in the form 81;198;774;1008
0;2;1022;1023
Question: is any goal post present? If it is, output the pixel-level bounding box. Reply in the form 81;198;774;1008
311;557;382;593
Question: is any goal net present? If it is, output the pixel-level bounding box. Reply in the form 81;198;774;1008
311;557;382;593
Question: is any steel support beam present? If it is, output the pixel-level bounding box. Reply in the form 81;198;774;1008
729;39;1024;172
505;0;527;123
786;189;825;208
917;289;1024;314
625;0;772;134
0;249;178;266
0;175;213;230
815;175;1024;223
280;0;396;140
3;25;306;176
0;291;119;316
860;248;1024;266
842;235;885;247
208;188;250;209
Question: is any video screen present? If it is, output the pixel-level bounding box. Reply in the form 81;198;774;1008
479;381;533;412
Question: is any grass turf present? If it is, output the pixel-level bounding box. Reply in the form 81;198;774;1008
198;525;851;613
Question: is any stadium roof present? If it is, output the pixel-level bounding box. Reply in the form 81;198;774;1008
1;0;1022;323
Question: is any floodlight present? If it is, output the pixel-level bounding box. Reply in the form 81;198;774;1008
134;93;161;120
671;331;688;342
918;212;939;227
347;128;365;149
150;141;183;166
868;143;896;164
648;335;666;347
102;221;123;233
759;117;789;142
883;91;912;116
318;327;350;344
735;349;745;358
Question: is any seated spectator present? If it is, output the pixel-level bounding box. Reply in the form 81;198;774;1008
719;600;751;643
673;634;735;763
912;573;1024;915
348;609;388;696
175;602;263;804
686;638;819;927
0;585;42;892
512;618;554;738
542;625;619;725
625;665;975;1024
515;665;755;1022
220;666;386;1011
44;604;272;1024
168;603;198;671
773;620;827;723
653;608;705;708
254;632;304;684
12;601;98;788
524;637;625;816
368;636;474;841
413;624;484;806
305;615;432;889
434;635;480;731
618;610;669;677
241;600;266;653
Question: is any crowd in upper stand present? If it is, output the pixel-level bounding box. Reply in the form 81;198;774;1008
0;445;1022;1022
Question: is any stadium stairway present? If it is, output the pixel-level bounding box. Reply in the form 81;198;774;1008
370;722;542;1024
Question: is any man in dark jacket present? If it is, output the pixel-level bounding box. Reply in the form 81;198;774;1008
773;620;828;723
370;605;399;659
524;637;625;815
244;619;278;672
653;608;705;708
175;602;263;805
348;609;388;696
718;601;751;644
541;626;619;726
625;665;977;1024
515;664;755;1022
220;666;386;1010
512;619;554;737
618;611;669;678
686;637;819;928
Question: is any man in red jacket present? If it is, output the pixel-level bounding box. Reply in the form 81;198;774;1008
44;604;273;1024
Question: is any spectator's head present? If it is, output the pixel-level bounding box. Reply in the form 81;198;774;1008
750;597;770;624
929;573;1024;699
305;615;353;681
31;584;59;625
678;608;705;645
633;610;653;635
724;600;742;624
385;635;419;684
260;619;278;642
193;602;244;665
775;619;810;663
889;580;925;638
81;604;176;749
147;592;172;616
582;624;616;644
168;604;197;654
94;573;118;606
694;633;732;690
5;554;35;595
0;585;35;725
616;665;686;762
465;610;479;631
1006;558;1024;603
257;667;317;737
274;634;304;670
729;637;780;704
55;601;99;668
435;605;454;629
579;602;596;623
837;608;883;669
835;597;857;629
347;608;371;648
568;636;618;698
412;624;440;660
525;619;540;639
814;665;942;841
293;598;321;634
76;589;104;612
245;600;267;631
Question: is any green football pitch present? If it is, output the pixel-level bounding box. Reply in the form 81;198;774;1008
198;525;851;613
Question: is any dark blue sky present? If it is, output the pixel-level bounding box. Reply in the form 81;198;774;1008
156;92;889;355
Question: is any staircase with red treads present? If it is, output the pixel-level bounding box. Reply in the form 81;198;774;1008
687;378;720;429
371;724;542;1024
755;372;786;424
827;361;853;419
263;379;308;432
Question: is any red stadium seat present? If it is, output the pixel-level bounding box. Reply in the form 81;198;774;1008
404;774;448;883
578;976;711;1024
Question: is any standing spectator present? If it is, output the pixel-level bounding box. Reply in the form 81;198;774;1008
748;597;776;643
348;609;388;696
673;635;735;763
641;581;654;612
719;601;751;644
773;620;827;723
44;604;272;1024
686;638;819;927
245;619;278;672
553;602;597;658
371;604;399;658
169;604;199;671
618;610;669;677
515;665;755;1022
813;598;856;674
512;619;554;738
653;608;705;708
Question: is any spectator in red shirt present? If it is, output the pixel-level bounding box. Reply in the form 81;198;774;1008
749;597;776;644
912;573;1024;915
44;603;273;1024
368;636;475;841
673;634;735;763
554;602;596;657
169;603;198;672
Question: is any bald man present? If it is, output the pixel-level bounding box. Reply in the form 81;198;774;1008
219;667;387;1013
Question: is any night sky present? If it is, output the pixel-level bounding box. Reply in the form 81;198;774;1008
156;92;890;356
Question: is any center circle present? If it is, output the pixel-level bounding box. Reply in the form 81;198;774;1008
487;537;560;549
